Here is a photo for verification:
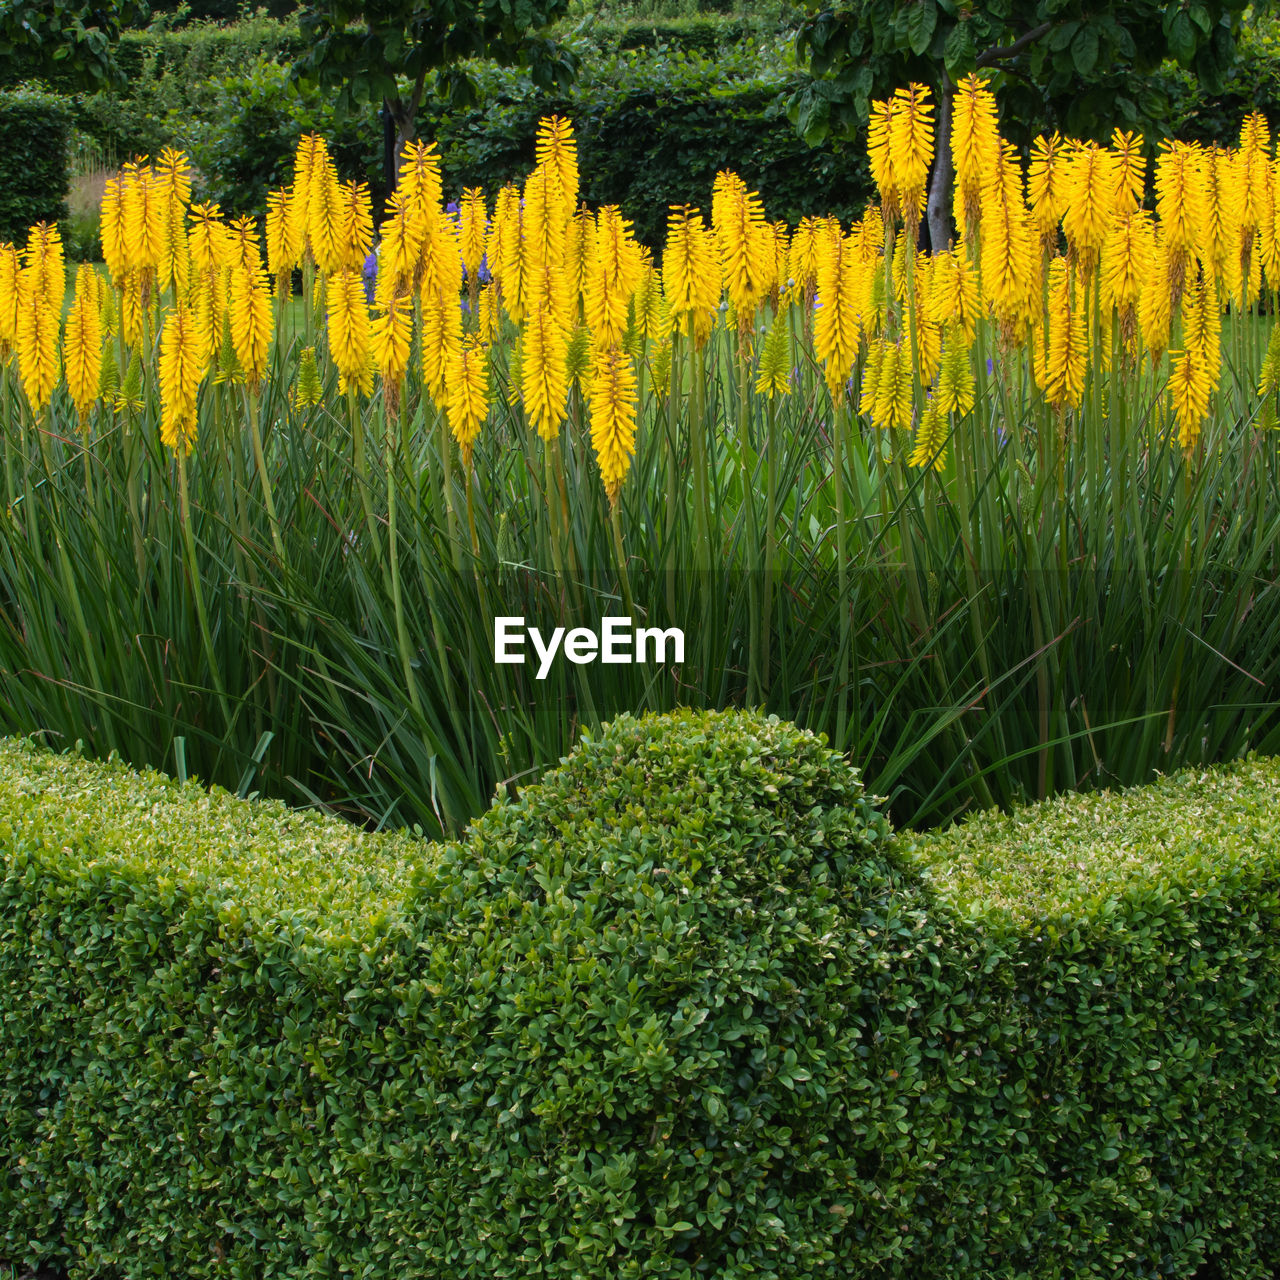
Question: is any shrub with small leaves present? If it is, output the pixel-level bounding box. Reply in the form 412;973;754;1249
0;89;71;246
2;716;1280;1278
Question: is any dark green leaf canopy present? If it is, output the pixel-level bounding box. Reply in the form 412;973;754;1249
293;0;579;176
0;0;150;89
788;0;1256;148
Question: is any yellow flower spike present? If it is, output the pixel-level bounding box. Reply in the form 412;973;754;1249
459;188;488;284
588;342;638;507
711;173;771;333
22;222;65;314
980;141;1036;329
401;143;449;297
770;221;790;304
649;335;673;397
325;267;373;395
889;226;913;306
814;224;860;395
397;139;444;229
1137;228;1173;362
155;147;193;213
1247;225;1265;307
120;270;147;351
338;179;374;273
100;175;128;284
290;133;323;233
663;204;720;331
523;162;569;291
877;340;911;431
788;215;823;300
888;83;933;238
421;286;462;411
1108;129;1146;213
521;305;570;441
422;209;463;314
881;340;914;432
1061;143;1117;282
950;73;1000;239
371;289;413;414
375;190;416;313
754;311;791;399
915;263;942;385
909;395;947;471
285;180;308;271
226;215;264;274
1101;207;1154;353
157;199;189;300
230;264;273;393
1169;348;1211;451
586;206;645;347
1028;132;1067;252
1042;256;1087;411
0;242;20;359
489;183;529;323
1181;270;1222;392
266;187;303;291
859;335;885;417
1239;112;1271;236
15;273;60;412
536;116;580;217
928;248;979;342
306;147;345;277
1155;140;1206;305
1198;145;1242;299
872;339;898;427
478;281;503;344
867;95;901;228
188;203;232;275
633;260;667;346
157;304;205;453
565;323;592;393
446;334;490;467
121;162;164;278
191;265;227;366
63;269;103;424
564;205;594;318
936;323;975;417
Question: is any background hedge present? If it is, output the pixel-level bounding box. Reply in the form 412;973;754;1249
176;35;865;247
11;7;1280;249
0;89;71;247
2;709;1280;1277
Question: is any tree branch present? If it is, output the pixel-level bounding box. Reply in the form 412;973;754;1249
975;21;1054;69
926;70;954;254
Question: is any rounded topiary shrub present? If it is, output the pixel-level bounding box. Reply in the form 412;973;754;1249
395;707;940;1278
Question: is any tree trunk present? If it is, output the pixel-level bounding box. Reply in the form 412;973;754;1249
926;71;954;255
384;68;429;193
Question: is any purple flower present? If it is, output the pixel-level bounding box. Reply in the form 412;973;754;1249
463;253;492;286
362;247;378;303
986;357;994;375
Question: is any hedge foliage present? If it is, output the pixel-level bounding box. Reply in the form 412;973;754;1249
0;88;71;246
21;15;865;247
2;711;1280;1278
185;38;867;246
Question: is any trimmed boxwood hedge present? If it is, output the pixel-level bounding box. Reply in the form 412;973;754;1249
1;711;1279;1278
0;88;71;247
